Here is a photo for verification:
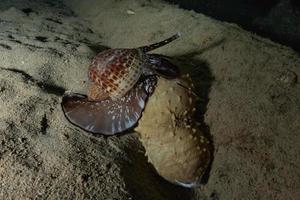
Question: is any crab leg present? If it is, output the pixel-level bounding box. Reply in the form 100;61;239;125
139;32;181;53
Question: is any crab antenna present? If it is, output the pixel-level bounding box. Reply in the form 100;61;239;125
140;32;181;53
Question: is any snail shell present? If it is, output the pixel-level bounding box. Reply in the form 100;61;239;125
87;33;180;101
88;49;144;101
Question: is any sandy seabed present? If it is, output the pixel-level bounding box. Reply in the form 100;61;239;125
0;0;299;199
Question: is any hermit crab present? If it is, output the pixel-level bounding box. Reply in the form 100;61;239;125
61;33;181;135
61;34;213;187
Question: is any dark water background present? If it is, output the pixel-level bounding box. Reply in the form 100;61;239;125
165;0;300;52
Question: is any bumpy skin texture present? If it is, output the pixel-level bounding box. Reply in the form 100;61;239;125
135;77;212;187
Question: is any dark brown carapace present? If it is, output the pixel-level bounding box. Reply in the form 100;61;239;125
61;33;181;135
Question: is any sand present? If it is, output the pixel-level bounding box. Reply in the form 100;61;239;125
0;0;299;199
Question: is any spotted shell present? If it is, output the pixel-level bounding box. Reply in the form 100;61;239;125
88;48;144;101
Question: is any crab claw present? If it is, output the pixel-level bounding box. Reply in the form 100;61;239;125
147;54;180;79
61;76;157;135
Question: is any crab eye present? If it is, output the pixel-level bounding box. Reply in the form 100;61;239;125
61;76;157;135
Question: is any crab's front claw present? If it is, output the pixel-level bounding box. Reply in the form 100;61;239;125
147;54;180;79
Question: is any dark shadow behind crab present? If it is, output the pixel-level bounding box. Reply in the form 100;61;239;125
118;135;193;200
